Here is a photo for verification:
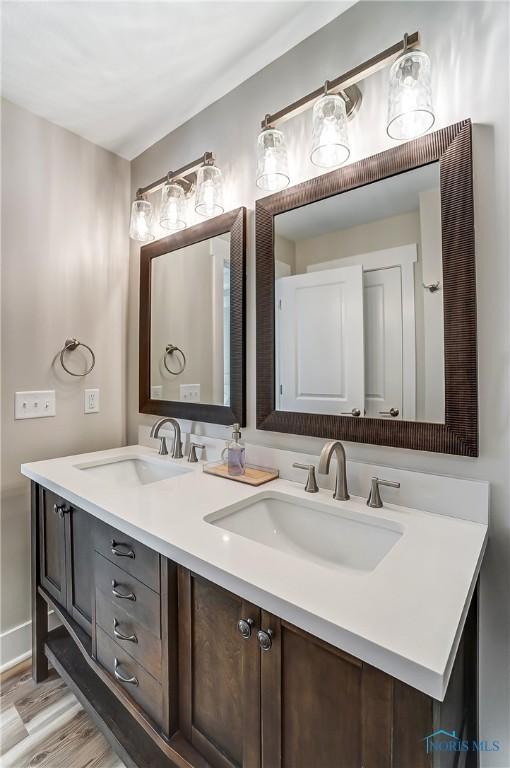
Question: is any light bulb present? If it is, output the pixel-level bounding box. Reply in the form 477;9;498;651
129;199;154;242
195;165;224;218
387;49;435;140
256;128;290;192
310;93;350;168
160;182;186;231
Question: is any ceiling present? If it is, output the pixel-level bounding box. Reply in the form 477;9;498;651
275;163;441;242
1;1;354;160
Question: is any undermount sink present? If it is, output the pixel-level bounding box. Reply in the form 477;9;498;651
206;493;403;572
76;456;190;487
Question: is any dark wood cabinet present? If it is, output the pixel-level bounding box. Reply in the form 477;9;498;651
38;487;67;606
38;486;95;636
178;570;261;768
32;483;477;768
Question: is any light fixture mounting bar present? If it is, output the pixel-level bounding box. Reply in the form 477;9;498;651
137;151;215;198
261;31;420;129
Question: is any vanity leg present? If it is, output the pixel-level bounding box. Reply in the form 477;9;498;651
31;481;48;682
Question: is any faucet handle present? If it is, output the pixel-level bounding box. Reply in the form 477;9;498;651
367;477;400;508
188;443;205;463
292;463;319;493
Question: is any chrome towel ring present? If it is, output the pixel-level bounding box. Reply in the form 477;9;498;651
60;338;96;377
164;344;186;375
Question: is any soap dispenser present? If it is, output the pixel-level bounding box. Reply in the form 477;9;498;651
227;424;246;476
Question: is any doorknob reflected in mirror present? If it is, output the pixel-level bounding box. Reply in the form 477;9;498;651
341;408;361;417
379;408;399;418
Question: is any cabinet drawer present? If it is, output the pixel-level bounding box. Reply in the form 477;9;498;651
94;553;161;637
95;590;161;679
94;520;160;593
96;625;162;727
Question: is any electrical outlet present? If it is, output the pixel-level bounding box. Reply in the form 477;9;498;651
15;391;56;419
84;388;100;414
151;385;163;399
180;384;200;402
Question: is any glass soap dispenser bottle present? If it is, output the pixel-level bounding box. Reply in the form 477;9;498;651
227;424;246;476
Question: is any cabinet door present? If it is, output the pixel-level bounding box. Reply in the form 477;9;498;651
38;487;67;606
260;612;364;768
65;505;94;635
178;569;261;768
260;613;434;768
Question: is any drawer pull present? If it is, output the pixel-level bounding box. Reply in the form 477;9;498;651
111;540;135;559
114;658;138;686
113;618;137;643
111;580;136;601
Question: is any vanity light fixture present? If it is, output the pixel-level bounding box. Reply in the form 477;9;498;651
257;32;434;188
128;152;221;242
129;197;155;243
256;118;290;192
386;33;435;140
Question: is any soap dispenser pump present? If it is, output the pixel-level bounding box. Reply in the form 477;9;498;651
227;424;246;476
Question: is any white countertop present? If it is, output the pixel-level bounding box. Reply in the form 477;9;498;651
22;444;488;700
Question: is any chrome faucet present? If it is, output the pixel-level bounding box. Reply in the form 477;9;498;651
150;418;183;459
318;440;349;501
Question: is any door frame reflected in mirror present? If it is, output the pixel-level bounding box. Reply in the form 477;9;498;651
139;207;246;426
255;120;477;456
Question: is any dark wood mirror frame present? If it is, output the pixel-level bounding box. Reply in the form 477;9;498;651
140;206;246;426
256;120;477;456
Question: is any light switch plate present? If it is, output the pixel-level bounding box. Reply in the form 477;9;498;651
180;384;200;403
15;390;56;419
84;388;100;414
151;385;163;399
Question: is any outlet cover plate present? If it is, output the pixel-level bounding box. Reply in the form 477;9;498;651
84;388;100;414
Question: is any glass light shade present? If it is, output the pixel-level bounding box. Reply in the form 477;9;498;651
310;93;350;168
160;182;186;231
256;128;290;192
129;199;154;242
195;165;224;218
387;49;435;140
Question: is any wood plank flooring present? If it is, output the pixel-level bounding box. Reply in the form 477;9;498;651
0;661;126;768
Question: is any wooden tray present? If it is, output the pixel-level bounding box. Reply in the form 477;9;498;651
203;462;279;486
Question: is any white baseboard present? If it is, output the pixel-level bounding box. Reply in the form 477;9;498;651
0;611;60;673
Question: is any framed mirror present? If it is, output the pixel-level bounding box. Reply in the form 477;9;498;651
140;207;246;425
256;120;477;455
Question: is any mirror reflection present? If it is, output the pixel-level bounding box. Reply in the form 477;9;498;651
151;233;231;406
274;162;444;423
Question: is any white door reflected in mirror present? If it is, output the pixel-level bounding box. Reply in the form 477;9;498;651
274;162;444;423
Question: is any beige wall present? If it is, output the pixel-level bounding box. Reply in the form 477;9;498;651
150;239;214;403
128;4;510;763
0;99;130;636
294;211;420;273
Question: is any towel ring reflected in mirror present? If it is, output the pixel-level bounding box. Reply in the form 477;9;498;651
59;338;96;377
163;344;186;375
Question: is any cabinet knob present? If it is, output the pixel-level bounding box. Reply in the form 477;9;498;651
257;628;274;652
237;618;254;639
53;503;70;518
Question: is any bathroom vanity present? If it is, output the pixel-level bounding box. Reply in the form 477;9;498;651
23;445;487;768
